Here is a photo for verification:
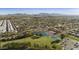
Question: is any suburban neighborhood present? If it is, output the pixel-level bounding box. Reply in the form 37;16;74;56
0;8;79;50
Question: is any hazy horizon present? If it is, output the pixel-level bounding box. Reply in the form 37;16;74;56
0;8;79;15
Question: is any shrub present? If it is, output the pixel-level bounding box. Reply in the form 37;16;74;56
52;44;62;50
2;42;28;50
51;40;61;44
33;43;39;48
31;35;40;39
60;34;65;39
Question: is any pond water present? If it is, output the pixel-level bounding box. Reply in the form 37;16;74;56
32;31;61;41
51;35;61;41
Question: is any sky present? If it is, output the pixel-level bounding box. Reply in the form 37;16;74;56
0;8;79;15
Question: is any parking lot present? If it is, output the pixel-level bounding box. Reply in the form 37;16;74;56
62;38;79;50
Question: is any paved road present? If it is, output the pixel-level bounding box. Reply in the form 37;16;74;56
0;20;4;26
0;20;6;33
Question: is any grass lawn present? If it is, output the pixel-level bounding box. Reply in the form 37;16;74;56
65;34;79;41
0;36;62;50
0;36;54;49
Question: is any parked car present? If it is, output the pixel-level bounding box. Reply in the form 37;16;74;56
74;42;79;47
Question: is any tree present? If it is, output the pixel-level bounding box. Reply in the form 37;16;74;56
60;34;65;39
2;42;28;50
52;44;62;50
